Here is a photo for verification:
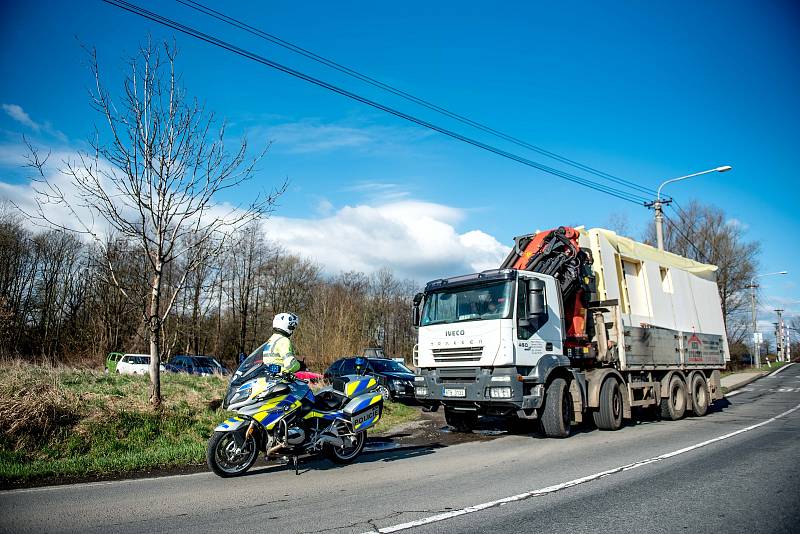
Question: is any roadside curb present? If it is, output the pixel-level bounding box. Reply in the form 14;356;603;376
723;372;767;394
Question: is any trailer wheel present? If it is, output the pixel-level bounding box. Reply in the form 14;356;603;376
593;378;623;431
690;374;709;417
541;378;571;438
660;375;687;421
444;408;477;432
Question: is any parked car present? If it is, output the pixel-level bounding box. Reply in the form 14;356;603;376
165;355;229;376
324;356;415;403
116;353;165;375
105;352;123;374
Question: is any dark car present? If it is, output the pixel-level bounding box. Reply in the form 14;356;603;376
165;355;229;376
324;357;415;403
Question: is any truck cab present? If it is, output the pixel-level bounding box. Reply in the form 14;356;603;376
413;269;573;427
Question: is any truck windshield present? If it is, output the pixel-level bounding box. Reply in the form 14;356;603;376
421;281;513;326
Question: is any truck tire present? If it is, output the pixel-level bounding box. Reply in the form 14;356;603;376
445;409;477;432
593;378;623;431
541;378;571;438
690;373;709;417
660;375;687;421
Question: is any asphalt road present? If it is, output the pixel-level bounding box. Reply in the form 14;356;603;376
2;364;799;534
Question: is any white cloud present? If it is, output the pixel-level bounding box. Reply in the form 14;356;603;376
261;200;510;283
2;104;40;131
249;119;432;155
726;218;750;231
0;139;509;284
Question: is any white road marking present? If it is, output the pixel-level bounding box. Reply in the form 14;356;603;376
768;363;796;377
365;402;800;534
725;388;752;397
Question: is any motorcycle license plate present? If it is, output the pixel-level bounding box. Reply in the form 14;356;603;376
352;406;380;428
443;387;466;398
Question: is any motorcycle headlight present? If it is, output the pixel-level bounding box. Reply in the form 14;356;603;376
229;386;252;405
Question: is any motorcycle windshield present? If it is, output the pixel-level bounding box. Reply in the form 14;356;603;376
235;341;273;376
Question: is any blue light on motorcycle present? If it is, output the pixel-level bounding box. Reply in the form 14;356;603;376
354;357;366;367
267;363;281;375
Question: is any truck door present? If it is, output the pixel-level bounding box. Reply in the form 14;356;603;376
515;276;563;364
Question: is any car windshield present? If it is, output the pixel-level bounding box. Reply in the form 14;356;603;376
195;357;222;368
421;281;513;326
369;359;412;374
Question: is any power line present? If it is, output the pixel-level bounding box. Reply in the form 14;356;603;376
100;0;652;204
662;212;712;264
175;0;658;199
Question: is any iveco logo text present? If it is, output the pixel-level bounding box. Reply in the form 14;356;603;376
445;330;465;336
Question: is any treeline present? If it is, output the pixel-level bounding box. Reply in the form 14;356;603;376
0;207;418;371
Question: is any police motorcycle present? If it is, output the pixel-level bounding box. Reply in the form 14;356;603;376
207;351;383;477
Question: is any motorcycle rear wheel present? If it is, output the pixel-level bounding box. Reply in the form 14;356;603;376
207;431;259;477
324;431;366;464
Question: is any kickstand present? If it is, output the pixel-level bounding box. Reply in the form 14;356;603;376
292;455;299;475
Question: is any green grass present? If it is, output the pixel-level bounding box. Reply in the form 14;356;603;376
373;401;420;434
0;361;420;487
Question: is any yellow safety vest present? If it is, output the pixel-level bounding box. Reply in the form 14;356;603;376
262;332;300;373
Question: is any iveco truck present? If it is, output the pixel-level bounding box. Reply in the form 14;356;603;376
412;226;729;437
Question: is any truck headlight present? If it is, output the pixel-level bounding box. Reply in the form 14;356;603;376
415;387;428;397
488;387;512;399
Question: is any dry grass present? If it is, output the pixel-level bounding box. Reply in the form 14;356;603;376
0;361;419;487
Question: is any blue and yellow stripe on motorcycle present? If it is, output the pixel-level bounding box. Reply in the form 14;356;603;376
253;398;303;430
350;393;383;413
216;416;245;431
303;410;343;421
345;377;377;397
354;413;380;430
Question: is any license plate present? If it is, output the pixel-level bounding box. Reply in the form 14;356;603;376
443;387;466;398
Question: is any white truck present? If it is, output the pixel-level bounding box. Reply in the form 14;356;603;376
412;226;729;437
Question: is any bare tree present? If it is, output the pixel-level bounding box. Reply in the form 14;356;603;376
23;39;283;406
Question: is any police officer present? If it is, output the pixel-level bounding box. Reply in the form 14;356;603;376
262;312;301;374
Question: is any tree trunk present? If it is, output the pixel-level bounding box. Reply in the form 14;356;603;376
149;269;162;408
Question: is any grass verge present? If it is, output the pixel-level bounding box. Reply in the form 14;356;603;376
0;361;419;487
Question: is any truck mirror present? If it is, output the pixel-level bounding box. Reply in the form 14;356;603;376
412;293;423;327
528;279;546;319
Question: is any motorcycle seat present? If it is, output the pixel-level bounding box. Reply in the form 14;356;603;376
313;387;348;411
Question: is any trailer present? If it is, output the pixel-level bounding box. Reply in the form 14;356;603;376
412;226;729;437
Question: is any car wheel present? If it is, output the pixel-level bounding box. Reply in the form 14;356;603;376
377;385;391;402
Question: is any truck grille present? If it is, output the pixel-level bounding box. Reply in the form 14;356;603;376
432;346;483;363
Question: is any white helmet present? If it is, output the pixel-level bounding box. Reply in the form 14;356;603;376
273;312;299;336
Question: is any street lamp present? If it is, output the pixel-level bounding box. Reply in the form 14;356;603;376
647;165;732;251
747;271;788;368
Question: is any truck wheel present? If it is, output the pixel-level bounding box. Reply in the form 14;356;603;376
660;375;687;421
445;409;477;432
541;378;571;438
593;378;623;431
690;374;709;417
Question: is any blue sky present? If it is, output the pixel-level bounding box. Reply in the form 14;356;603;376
1;1;798;338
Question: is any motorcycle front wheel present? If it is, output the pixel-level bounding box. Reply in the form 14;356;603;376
207;431;259;477
324;431;366;464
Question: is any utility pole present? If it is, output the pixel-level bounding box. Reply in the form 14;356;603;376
749;281;759;368
747;272;789;368
775;309;785;362
646;166;732;251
